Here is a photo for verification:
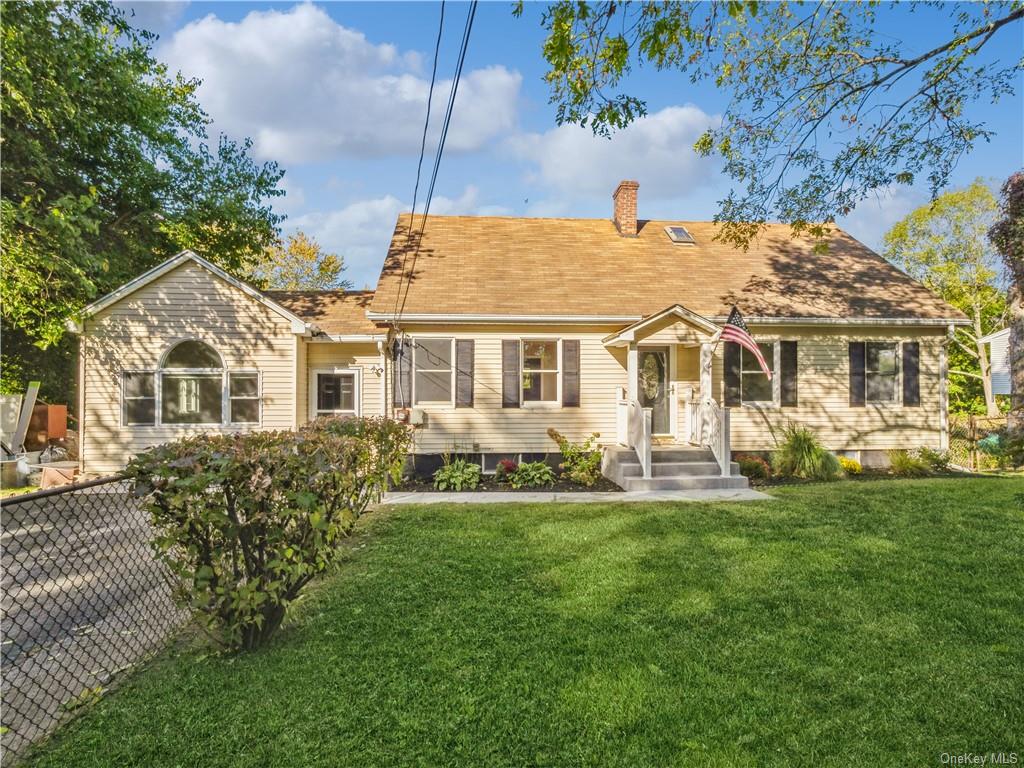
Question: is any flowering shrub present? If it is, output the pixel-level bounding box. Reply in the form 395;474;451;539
494;458;518;482
735;453;771;480
547;428;603;486
838;456;863;475
125;417;410;651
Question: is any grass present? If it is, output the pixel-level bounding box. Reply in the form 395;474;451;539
0;485;39;499
26;478;1024;767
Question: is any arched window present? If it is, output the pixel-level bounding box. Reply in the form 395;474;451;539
160;340;224;425
121;339;261;427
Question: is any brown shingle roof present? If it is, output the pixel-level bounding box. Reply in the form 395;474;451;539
265;290;380;335
370;216;964;322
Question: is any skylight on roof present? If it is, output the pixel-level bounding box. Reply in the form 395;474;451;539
664;226;695;244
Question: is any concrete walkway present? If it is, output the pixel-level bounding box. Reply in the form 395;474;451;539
381;488;772;505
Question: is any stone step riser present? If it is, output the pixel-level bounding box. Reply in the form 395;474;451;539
620;475;750;491
616;461;741;478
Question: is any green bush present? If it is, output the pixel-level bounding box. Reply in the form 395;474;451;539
125;417;410;651
735;453;771;480
508;461;556;489
838;456;863;475
916;447;951;472
433;456;481;491
772;425;841;481
887;449;931;477
494;458;518;482
547;428;603;486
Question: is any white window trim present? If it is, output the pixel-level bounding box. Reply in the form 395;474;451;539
228;370;262;425
121;370;158;427
520;337;561;408
865;340;902;406
121;339;265;428
740;341;779;406
310;367;362;420
412;337;455;407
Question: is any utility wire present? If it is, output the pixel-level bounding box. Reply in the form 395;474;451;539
390;0;446;325
394;0;478;326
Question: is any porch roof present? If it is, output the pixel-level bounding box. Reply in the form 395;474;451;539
603;304;721;346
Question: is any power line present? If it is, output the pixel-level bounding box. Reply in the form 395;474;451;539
394;0;478;327
390;0;446;325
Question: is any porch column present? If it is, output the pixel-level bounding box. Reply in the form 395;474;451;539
699;342;714;403
626;343;638;401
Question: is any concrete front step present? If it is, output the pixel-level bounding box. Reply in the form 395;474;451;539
618;461;741;478
606;446;717;463
620;475;750;491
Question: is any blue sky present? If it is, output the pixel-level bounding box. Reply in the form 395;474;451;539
123;1;1024;287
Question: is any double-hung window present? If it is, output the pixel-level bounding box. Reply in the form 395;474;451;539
740;342;775;404
229;373;261;423
313;371;358;417
414;338;453;404
522;340;559;403
866;342;898;403
123;371;157;425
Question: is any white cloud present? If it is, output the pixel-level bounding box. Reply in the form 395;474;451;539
160;4;521;164
837;185;926;252
509;105;721;200
274;176;306;215
291;185;492;286
116;1;189;36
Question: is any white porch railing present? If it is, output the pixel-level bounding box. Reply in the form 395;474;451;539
617;389;652;479
687;397;732;477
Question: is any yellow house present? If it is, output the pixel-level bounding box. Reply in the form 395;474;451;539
72;181;967;489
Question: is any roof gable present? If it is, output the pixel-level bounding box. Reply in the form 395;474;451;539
69;251;315;334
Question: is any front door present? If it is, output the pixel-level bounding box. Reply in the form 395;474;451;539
637;347;671;434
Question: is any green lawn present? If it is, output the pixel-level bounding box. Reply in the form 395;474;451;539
27;479;1024;767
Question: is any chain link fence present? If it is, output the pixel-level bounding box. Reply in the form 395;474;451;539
1;476;188;760
949;415;1008;470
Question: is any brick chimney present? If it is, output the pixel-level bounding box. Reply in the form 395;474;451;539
612;180;639;236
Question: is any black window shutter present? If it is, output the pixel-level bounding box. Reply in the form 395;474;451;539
455;340;474;407
849;342;866;407
502;340;520;408
902;341;920;407
392;339;412;408
780;341;798;407
724;341;741;407
562;339;580;407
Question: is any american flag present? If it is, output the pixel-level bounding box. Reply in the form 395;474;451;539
721;306;772;379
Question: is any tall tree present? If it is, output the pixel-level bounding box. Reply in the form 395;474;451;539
253;233;353;292
989;171;1024;435
884;180;1005;415
521;1;1023;247
0;1;285;399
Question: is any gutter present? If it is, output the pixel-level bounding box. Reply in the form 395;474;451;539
367;312;970;327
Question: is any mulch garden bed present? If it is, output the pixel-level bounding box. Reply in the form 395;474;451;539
393;476;624;493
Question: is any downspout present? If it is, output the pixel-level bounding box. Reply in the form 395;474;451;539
941;324;953;450
78;320;86;474
377;340;386;416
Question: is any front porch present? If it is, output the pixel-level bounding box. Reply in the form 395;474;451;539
603;305;738;485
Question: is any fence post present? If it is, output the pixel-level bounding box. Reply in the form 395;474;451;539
969;415;976;471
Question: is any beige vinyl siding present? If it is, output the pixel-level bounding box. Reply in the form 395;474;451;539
302;342;384;422
716;326;946;451
81;261;297;473
394;325;627;453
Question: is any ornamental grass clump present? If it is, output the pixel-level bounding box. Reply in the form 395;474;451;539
126;417;410;651
772;425;841;481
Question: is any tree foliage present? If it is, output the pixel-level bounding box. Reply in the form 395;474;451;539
989;171;1024;433
0;1;285;364
253;232;352;291
884;179;1005;415
522;1;1023;247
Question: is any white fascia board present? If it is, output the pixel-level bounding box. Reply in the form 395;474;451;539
978;328;1010;343
713;316;972;327
69;250;319;336
365;312;641;324
308;334;387;343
